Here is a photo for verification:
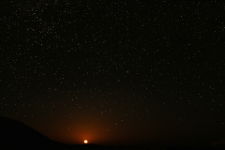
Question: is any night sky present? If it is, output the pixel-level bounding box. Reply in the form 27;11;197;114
1;0;225;146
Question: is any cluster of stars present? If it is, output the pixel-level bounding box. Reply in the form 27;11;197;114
0;0;225;144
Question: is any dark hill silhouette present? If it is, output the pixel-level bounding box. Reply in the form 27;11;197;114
0;117;222;150
0;117;54;149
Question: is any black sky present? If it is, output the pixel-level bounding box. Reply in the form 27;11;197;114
0;0;225;145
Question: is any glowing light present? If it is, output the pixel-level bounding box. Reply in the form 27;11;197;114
84;139;88;144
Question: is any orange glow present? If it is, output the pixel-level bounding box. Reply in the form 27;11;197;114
84;139;88;144
66;119;111;145
43;116;116;145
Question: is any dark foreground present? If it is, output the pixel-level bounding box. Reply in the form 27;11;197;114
2;143;225;150
0;117;224;150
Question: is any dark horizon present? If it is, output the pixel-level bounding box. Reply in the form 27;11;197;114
1;0;225;147
0;115;223;148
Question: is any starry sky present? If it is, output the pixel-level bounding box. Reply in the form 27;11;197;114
1;0;225;146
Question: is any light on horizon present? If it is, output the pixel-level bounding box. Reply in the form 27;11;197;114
84;139;88;144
